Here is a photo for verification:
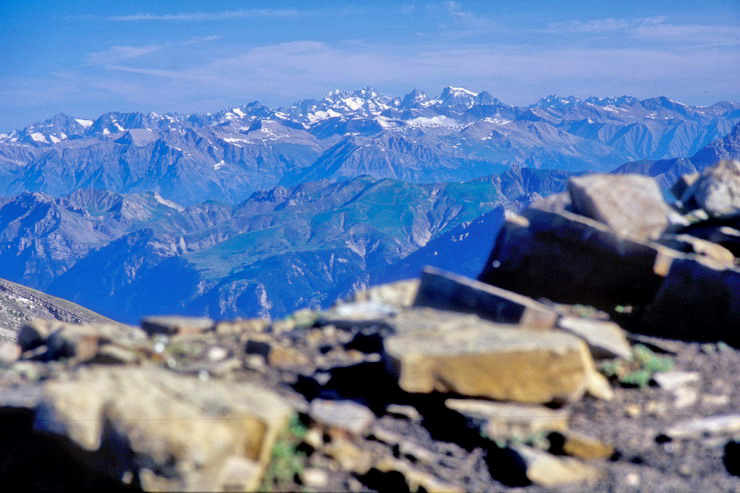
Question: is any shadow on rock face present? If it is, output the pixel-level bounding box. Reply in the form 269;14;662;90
0;408;135;492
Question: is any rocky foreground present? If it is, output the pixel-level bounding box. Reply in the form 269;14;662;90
0;161;738;492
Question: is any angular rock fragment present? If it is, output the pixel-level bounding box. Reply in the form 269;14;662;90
479;207;676;309
413;267;558;330
141;315;214;336
445;399;569;437
681;160;740;218
568;174;673;239
510;445;600;487
558;432;615;460
556;317;632;360
386;308;605;403
33;366;292;491
309;399;375;436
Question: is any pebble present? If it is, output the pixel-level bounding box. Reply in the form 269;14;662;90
300;467;328;488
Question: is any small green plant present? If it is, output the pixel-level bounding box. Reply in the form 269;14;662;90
599;344;674;389
260;414;308;491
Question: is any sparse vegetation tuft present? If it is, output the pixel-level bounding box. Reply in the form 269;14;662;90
599;344;674;388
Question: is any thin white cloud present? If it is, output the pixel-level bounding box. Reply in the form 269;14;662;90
109;9;298;22
544;17;739;46
87;36;221;66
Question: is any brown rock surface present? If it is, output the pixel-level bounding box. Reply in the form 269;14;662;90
386;308;604;403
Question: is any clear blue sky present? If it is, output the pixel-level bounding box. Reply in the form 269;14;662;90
1;0;738;131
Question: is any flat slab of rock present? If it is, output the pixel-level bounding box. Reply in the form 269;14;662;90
33;366;292;491
309;399;375;436
663;414;740;440
557;317;632;360
385;308;605;404
413;267;558;330
141;315;214;336
568;174;672;239
445;399;569;437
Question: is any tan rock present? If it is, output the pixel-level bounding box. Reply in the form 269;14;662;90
141;315;214;336
445;399;569;437
414;267;558;330
268;345;310;369
214;318;269;336
0;340;21;365
557;317;631;360
386;308;603;403
323;436;372;474
511;445;600;487
561;433;615;460
347;279;420;308
33;366;292;491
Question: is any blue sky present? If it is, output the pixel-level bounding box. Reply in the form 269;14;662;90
1;0;738;131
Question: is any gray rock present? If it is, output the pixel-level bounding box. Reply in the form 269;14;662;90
556;317;632;360
414;267;558;330
682;160;740;218
653;371;701;391
445;399;569;437
309;399;375;436
664;414;740;439
141;315;214;336
568;174;672;239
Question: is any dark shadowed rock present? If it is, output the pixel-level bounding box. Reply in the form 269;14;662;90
642;257;740;346
479;207;676;308
568;174;673;239
413;267;558;330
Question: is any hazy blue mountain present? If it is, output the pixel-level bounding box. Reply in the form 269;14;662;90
1;88;737;204
611;122;740;188
0;167;573;323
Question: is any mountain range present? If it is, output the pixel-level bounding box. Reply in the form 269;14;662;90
0;88;738;322
1;87;738;204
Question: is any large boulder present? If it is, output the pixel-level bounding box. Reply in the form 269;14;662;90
567;174;674;239
385;308;611;404
33;366;292;491
641;257;740;346
681;160;740;218
478;207;676;309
